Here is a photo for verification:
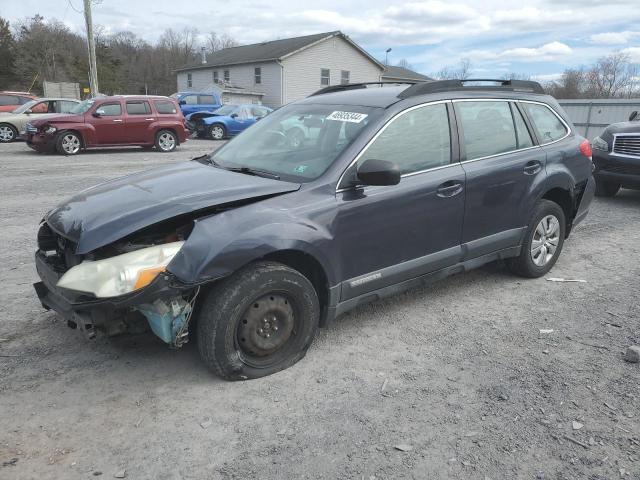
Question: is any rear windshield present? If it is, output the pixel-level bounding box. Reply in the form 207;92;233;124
211;103;383;182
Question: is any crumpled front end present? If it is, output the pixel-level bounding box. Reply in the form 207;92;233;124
33;221;200;346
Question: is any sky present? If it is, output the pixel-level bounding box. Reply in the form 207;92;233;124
2;0;640;80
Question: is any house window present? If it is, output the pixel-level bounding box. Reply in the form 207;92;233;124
187;73;192;88
341;70;350;84
224;70;230;82
255;67;262;84
321;69;330;86
213;71;219;84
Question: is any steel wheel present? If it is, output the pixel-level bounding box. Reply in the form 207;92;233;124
61;133;81;154
531;214;560;266
157;132;176;151
236;293;297;366
209;125;225;140
0;124;16;142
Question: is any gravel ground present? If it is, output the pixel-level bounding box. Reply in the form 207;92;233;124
0;139;639;480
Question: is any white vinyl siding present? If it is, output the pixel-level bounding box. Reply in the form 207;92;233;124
280;35;382;104
176;62;282;107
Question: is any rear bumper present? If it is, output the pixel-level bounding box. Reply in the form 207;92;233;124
593;151;640;188
34;251;193;337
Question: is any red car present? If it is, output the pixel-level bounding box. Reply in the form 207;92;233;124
24;95;189;155
0;91;38;112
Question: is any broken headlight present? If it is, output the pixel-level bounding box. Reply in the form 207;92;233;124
57;241;184;298
592;136;608;152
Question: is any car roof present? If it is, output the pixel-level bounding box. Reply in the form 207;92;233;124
298;81;553;109
0;91;36;96
29;97;80;102
93;95;175;101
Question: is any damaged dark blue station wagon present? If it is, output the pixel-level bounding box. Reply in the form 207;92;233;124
34;80;595;380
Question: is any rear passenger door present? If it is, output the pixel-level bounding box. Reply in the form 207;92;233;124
124;100;154;143
455;100;546;258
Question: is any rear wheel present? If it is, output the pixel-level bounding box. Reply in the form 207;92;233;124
209;124;226;140
508;200;566;278
197;261;319;380
155;130;177;152
55;131;82;155
594;178;620;197
0;123;17;143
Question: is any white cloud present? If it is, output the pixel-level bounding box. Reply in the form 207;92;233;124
500;41;573;60
590;31;640;45
622;47;640;63
532;73;563;82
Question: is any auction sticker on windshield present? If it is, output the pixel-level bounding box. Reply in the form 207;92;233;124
326;111;368;123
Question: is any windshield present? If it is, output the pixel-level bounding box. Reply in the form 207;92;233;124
12;100;38;114
211;103;382;182
214;105;239;116
69;99;95;114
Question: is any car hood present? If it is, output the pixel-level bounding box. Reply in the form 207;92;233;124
29;113;84;126
46;160;301;254
606;121;640;135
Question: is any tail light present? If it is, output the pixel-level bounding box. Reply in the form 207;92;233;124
579;139;592;160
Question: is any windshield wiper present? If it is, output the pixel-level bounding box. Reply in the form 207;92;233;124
225;166;281;180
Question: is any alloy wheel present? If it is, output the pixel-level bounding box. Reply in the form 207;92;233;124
531;214;560;266
61;134;81;154
210;126;224;140
158;132;176;151
0;125;15;142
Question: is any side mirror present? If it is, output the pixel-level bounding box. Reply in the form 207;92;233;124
355;159;401;187
178;100;186;105
93;109;105;117
230;113;238;118
630;111;638;122
25;109;33;115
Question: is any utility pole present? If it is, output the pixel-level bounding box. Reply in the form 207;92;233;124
83;0;99;96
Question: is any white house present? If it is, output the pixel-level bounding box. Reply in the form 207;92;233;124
176;31;431;108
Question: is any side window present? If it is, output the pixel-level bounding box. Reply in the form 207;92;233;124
155;100;177;114
183;95;197;105
224;70;230;82
187;73;192;88
359;103;451;175
126;101;151;115
251;107;268;118
456;101;517;160
341;70;350;85
98;103;122;116
0;95;20;105
522;103;568;143
198;95;215;105
237;107;251;120
254;67;261;84
512;104;534;149
213;71;219;84
60;101;78;113
30;101;49;113
320;69;330;86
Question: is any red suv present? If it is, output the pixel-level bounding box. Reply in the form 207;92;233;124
24;95;189;155
0;91;38;112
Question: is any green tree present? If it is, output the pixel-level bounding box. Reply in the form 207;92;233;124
0;17;16;89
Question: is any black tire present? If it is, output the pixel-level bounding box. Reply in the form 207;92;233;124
197;261;320;380
196;131;207;139
0;123;17;143
55;131;82;155
594;178;620;197
208;123;226;140
155;129;177;152
508;200;566;278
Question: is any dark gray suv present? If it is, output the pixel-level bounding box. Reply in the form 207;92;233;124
33;79;595;380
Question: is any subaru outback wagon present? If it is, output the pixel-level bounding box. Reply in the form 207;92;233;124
33;79;595;380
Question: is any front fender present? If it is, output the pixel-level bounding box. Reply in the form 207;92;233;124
168;204;336;285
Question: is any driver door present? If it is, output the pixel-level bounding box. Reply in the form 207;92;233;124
335;102;466;300
89;101;127;145
228;106;255;135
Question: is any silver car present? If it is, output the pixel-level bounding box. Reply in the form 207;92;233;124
0;98;80;142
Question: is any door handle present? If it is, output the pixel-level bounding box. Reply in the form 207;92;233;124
145;118;154;121
523;160;542;175
436;181;464;198
112;119;123;123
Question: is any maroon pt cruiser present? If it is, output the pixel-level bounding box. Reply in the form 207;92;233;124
23;95;189;155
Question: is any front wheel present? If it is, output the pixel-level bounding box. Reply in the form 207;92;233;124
55;131;82;155
0;123;17;143
508;200;566;278
155;130;177;152
209;124;226;140
197;261;319;380
594;178;620;197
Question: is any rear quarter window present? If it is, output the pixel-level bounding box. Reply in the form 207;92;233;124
154;100;178;114
522;103;568;143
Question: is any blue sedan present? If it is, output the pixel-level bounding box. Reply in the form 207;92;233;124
185;104;273;140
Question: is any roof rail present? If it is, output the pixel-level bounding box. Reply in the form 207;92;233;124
309;81;416;97
398;79;545;99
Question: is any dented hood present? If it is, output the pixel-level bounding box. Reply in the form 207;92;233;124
46;160;300;254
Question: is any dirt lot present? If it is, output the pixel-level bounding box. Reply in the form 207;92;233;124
1;139;639;480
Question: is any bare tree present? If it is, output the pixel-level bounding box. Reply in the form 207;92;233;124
206;32;239;54
501;72;531;81
545;69;586;99
434;58;472;80
585;52;635;98
396;58;413;70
